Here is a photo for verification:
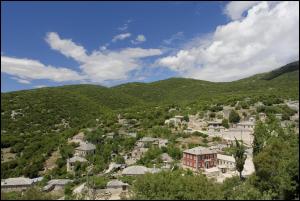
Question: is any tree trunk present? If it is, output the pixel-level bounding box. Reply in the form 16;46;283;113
239;171;242;180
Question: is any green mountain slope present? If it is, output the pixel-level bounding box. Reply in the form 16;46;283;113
262;61;299;80
2;61;298;136
112;61;299;104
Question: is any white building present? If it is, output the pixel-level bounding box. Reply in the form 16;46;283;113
237;121;255;130
217;154;236;173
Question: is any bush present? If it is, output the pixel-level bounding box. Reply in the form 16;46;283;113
114;155;125;164
88;176;108;189
209;112;216;118
222;119;229;129
212;136;222;142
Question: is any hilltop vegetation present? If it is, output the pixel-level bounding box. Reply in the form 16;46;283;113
263;61;299;80
112;61;299;104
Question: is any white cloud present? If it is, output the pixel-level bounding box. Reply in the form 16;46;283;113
131;34;146;44
157;1;299;82
3;33;162;85
12;77;31;84
45;32;87;62
163;32;184;45
80;47;162;82
118;19;132;31
136;35;146;42
34;85;47;88
1;56;85;82
44;32;162;83
224;1;260;20
112;33;131;42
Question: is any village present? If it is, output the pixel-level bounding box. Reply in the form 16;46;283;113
1;99;299;200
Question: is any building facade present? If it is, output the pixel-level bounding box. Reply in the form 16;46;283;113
182;146;217;171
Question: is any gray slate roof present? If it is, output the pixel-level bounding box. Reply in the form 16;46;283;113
217;154;235;163
47;179;73;186
69;156;87;163
43;179;73;191
139;137;157;142
237;121;255;126
183;146;217;155
76;142;96;151
161;153;174;163
1;177;33;186
106;180;128;188
122;165;148;175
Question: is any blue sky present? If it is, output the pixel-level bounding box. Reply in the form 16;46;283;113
1;1;299;92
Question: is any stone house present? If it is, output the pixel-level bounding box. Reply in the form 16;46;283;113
1;177;33;192
67;155;87;173
75;142;96;157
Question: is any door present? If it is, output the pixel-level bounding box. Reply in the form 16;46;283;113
205;162;209;169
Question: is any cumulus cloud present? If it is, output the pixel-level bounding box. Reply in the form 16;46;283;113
79;47;162;82
45;32;87;62
1;56;85;82
112;33;131;42
157;1;299;82
2;32;162;85
45;32;162;83
224;1;260;20
131;34;146;44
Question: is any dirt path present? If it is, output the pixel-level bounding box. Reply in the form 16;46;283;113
44;149;61;172
1;147;16;163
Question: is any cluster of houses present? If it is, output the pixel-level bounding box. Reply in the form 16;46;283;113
124;137;169;165
3;100;297;197
67;132;96;174
1;177;74;194
185;115;257;134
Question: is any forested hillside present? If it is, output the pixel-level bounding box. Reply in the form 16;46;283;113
1;61;299;179
112;61;299;104
2;61;298;137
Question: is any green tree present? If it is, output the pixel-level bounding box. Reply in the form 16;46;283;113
233;138;247;180
222;119;229;129
114;155;125;164
183;115;189;122
209;112;216;119
131;170;223;200
229;110;240;123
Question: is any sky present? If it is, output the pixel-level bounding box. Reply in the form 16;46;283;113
1;1;299;92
